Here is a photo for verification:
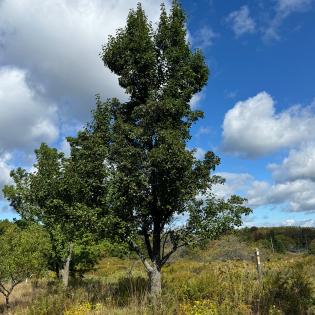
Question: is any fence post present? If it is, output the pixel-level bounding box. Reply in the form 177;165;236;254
270;237;275;252
255;248;263;283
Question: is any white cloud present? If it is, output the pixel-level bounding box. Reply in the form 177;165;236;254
189;90;207;110
263;0;313;41
197;171;315;214
220;92;315;159
193;26;219;50
195;126;211;138
0;153;15;201
0;0;192;129
224;90;237;98
294;219;315;227
266;163;280;170
185;29;194;46
272;142;315;183
0;66;59;153
241;215;257;222
0;0;205;202
240;178;315;213
197;172;255;202
246;179;315;213
281;219;295;226
240;218;315;228
224;6;256;38
59;138;71;158
190;147;207;161
275;0;313;13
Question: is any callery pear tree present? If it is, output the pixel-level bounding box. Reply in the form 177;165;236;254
0;224;50;310
2;138;112;287
3;162;80;288
67;0;252;298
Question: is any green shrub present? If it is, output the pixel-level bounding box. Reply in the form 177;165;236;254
275;239;286;254
255;259;315;314
205;235;270;263
309;242;315;256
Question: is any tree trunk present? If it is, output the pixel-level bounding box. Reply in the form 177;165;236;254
5;295;10;310
150;263;161;296
150;226;162;303
56;261;60;280
61;242;74;288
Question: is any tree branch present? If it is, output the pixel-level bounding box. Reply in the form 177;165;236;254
0;283;9;295
162;230;171;258
144;233;153;261
126;238;153;273
161;243;184;267
161;237;209;267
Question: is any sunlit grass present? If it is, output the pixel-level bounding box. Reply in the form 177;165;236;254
1;245;315;315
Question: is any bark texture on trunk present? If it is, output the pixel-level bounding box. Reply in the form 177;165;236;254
150;263;161;296
5;295;9;310
149;226;162;303
61;242;74;288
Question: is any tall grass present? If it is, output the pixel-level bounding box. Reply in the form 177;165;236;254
1;245;315;314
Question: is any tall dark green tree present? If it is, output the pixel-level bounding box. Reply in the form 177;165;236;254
72;0;252;297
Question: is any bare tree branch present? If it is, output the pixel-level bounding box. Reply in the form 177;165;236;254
126;238;153;273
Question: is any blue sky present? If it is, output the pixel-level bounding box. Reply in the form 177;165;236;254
0;0;314;228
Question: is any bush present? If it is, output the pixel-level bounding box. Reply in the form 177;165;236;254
255;259;315;314
275;239;286;254
205;235;270;263
257;238;272;251
275;234;296;251
309;242;315;256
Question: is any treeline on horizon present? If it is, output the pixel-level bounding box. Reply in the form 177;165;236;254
235;225;315;254
2;217;314;256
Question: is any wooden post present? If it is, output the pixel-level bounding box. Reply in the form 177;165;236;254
270;237;275;252
255;248;263;283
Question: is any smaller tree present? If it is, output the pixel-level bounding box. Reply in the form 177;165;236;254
275;239;286;254
308;242;315;256
275;234;295;251
0;224;50;310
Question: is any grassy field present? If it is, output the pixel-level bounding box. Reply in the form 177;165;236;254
1;237;315;315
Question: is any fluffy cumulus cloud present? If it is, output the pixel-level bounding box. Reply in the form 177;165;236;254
263;0;314;41
0;0;173;127
0;0;206;209
0;0;201;155
245;179;315;213
0;66;59;153
208;172;255;201
220;92;315;159
272;142;315;183
196;172;315;214
224;5;256;38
